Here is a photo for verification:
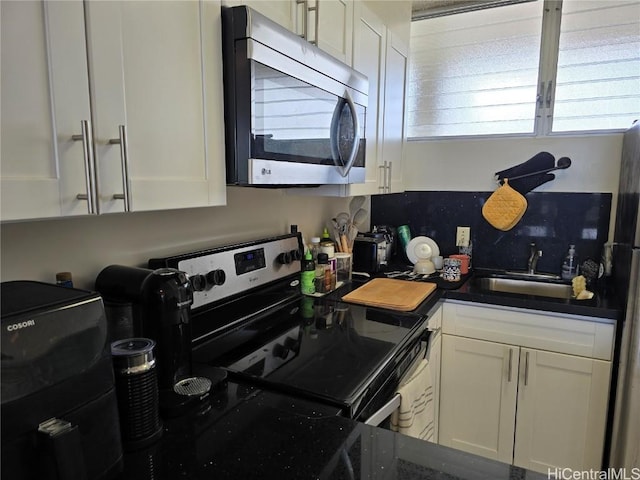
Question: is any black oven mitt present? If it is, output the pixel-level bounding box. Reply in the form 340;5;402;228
495;151;556;195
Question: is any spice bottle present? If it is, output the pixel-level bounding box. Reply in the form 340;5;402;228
315;253;329;293
56;272;73;288
300;251;316;295
320;228;336;257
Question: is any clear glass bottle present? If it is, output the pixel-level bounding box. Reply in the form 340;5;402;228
309;237;321;262
561;244;579;280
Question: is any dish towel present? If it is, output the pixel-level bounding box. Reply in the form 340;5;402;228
390;358;435;442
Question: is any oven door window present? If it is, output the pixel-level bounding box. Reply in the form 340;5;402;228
251;62;365;172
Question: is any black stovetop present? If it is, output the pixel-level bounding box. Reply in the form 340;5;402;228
191;284;427;417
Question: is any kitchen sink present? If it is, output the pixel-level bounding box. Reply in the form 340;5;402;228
473;276;574;299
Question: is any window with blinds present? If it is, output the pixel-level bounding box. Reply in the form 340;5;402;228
407;0;640;139
552;0;640;133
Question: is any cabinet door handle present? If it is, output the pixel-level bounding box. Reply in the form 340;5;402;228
309;0;319;46
507;348;513;382
72;120;98;214
524;351;530;386
378;164;386;192
387;161;392;193
296;0;308;40
109;125;131;212
545;80;553;108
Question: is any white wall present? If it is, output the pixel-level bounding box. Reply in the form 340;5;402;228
0;188;351;290
403;134;623;193
403;133;624;242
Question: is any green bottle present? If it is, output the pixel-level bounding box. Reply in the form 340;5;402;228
301;251;316;295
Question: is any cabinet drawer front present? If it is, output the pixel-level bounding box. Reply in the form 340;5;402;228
442;301;615;360
439;335;517;463
514;348;611;471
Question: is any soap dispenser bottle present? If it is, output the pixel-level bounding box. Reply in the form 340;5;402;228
561;244;579;280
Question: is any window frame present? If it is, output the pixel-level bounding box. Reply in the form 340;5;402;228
407;0;638;142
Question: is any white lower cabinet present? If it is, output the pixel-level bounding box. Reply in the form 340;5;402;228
440;335;518;463
513;348;611;472
439;301;614;473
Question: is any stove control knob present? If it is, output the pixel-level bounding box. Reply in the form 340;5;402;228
206;269;226;287
289;249;302;262
190;274;207;292
272;343;289;359
277;251;292;265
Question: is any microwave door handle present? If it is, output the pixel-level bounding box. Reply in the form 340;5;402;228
330;91;360;178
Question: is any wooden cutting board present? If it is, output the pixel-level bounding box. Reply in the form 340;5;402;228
341;278;437;312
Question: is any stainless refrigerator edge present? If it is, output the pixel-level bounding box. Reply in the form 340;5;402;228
609;120;640;468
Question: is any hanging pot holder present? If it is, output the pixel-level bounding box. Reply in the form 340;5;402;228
482;179;528;231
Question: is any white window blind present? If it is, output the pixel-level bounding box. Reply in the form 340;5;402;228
552;0;640;132
408;0;640;139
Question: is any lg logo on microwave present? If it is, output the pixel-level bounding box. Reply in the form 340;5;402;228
261;168;272;175
6;319;36;331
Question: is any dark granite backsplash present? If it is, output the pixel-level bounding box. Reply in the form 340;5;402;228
371;191;612;276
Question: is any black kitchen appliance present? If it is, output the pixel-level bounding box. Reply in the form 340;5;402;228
149;233;431;423
110;338;163;451
221;6;368;186
95;267;211;416
0;281;122;480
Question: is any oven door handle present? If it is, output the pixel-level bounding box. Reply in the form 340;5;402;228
363;393;401;427
330;90;360;178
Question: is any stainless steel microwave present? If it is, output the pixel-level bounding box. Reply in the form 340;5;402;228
221;6;368;186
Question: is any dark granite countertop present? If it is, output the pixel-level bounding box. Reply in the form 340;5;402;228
115;269;619;480
444;273;621;321
119;377;547;480
351;264;622;321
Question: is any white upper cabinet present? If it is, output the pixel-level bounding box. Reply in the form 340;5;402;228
316;0;354;65
222;0;297;31
344;2;386;196
299;0;354;65
1;1;93;220
1;0;226;221
85;0;226;213
289;0;410;197
380;32;408;194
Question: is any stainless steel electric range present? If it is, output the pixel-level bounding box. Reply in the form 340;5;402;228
149;233;431;423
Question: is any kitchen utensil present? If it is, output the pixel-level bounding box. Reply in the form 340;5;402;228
406;236;440;265
349;196;366;220
442;258;461;282
495;151;556;195
343;208;368;252
414;260;435;275
504;156;571;181
449;254;470;274
336;212;350;234
341;278;437;311
352;208;367;228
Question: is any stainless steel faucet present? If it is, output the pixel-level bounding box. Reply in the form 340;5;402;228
527;242;542;274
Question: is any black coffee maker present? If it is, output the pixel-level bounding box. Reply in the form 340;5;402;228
96;266;211;416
